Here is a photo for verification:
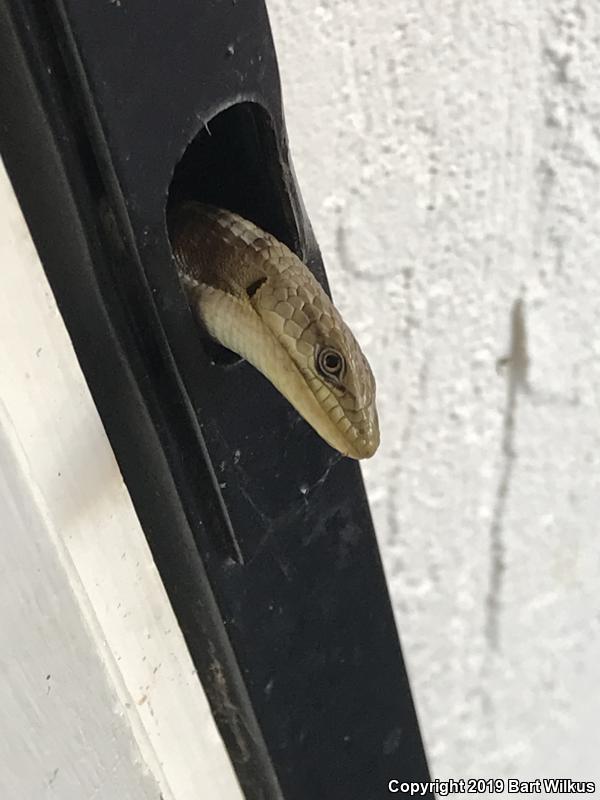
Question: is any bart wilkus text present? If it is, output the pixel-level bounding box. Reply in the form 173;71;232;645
388;778;596;795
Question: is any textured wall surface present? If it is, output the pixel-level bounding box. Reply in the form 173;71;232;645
268;0;600;782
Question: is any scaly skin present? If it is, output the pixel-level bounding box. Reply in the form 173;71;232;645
170;202;379;459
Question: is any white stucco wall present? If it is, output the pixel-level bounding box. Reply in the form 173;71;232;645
268;0;600;784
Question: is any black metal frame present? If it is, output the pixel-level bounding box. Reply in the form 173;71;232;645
0;1;432;797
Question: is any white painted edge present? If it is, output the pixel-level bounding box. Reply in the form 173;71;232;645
0;158;244;800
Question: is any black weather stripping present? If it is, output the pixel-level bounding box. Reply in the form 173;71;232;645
0;0;432;797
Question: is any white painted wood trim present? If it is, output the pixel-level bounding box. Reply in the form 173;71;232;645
0;158;244;800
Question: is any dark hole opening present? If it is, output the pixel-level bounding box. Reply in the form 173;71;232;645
167;102;299;365
246;276;267;298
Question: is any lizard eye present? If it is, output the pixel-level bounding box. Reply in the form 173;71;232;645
317;347;345;381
